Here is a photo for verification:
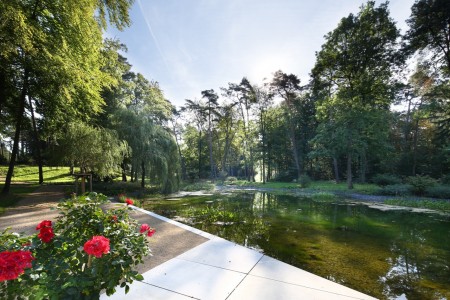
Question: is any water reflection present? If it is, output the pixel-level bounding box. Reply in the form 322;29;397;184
144;192;450;299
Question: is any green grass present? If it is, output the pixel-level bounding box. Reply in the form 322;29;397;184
233;180;381;194
384;198;450;212
0;165;73;183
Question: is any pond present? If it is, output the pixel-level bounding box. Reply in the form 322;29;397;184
144;192;450;300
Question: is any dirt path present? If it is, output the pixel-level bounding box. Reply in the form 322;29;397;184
0;185;207;272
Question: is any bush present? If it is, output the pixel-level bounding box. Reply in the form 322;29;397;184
0;192;153;298
378;184;412;196
407;175;438;196
298;175;312;188
181;182;215;191
371;174;402;186
425;185;450;199
441;174;450;185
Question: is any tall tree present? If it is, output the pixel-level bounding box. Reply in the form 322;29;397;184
201;89;219;180
270;70;303;180
311;1;401;188
404;0;450;141
0;0;133;195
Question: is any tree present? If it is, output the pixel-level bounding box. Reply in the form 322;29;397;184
404;0;450;142
311;1;401;188
270;70;303;180
54;123;128;177
0;0;134;195
201;89;220;180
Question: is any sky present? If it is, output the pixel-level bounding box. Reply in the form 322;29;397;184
106;0;416;107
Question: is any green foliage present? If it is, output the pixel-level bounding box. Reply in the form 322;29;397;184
378;184;412;196
53;123;128;178
181;182;215;192
225;176;238;183
0;192;151;298
384;198;450;212
424;185;450;199
371;174;402;186
441;174;450;185
407;175;438;196
298;175;312;188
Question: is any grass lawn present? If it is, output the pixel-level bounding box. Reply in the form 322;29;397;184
0;165;73;183
0;165;73;214
234;180;382;194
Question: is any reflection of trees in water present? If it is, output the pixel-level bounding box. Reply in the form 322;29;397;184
381;221;450;299
147;192;450;299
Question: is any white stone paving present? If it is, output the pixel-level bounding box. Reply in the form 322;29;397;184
101;207;377;300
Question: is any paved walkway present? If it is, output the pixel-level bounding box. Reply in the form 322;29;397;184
102;207;376;300
0;185;207;271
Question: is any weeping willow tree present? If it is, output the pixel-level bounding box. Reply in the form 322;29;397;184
111;108;179;193
53;122;128;177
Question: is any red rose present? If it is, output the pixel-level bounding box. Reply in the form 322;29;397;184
140;224;150;233
0;250;34;282
36;220;52;230
110;215;118;223
38;227;55;243
84;236;110;258
139;224;155;237
147;228;156;237
125;198;133;205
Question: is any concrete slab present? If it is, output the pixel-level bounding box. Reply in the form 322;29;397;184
103;281;195;300
176;238;263;273
140;257;246;299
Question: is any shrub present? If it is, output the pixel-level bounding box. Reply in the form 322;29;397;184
441;174;450;185
407;175;438;196
371;174;402;186
298;175;312;188
425;185;450;199
182;182;215;191
378;184;412;196
0;193;153;299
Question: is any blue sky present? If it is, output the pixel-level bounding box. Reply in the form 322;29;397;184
106;0;416;107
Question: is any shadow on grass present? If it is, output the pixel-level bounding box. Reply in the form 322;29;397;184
0;183;39;213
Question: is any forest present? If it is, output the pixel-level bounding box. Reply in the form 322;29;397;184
1;0;449;195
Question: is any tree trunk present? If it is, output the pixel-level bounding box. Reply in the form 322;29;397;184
412;118;420;176
121;162;127;182
2;69;29;195
198;130;202;179
130;164;134;182
359;151;367;183
29;97;43;184
141;161;145;188
347;152;353;189
333;157;340;183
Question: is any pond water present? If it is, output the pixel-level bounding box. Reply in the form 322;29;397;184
144;192;450;300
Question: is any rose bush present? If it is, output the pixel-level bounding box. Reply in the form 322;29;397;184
0;192;155;299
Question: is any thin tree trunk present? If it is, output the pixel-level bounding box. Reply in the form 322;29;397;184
2;69;29;195
121;162;127;182
29;97;43;184
347;152;353;189
412;118;419;176
141;161;145;188
333;157;340;183
130;164;134;182
359;151;366;183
